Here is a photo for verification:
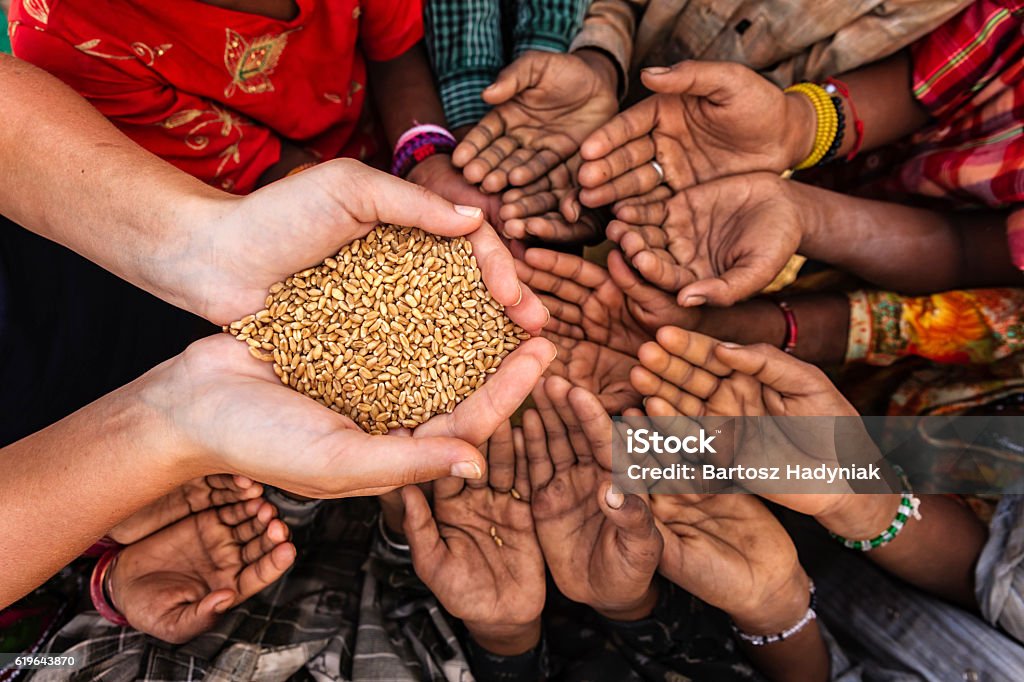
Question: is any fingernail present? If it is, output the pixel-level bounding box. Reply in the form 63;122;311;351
451;461;483;479
513;283;523;306
684;295;707;307
550;344;559;362
484;83;497;91
605;487;625;509
213;597;234;614
454;204;482;217
643;66;671;75
721;342;742;349
642;397;649;408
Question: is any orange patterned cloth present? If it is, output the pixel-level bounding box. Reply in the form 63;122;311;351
847;288;1024;365
10;0;422;193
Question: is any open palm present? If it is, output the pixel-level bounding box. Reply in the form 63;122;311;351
578;60;807;206
455;51;618;193
109;498;295;644
633;327;881;514
608;173;805;307
524;378;662;615
516;248;658;356
402;421;545;630
543;332;642;414
652;493;808;626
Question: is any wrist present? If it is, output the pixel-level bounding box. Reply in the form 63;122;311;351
730;570;811;635
815;493;902;540
465;618;542;656
159;192;242;323
405;153;453;187
595;582;659;622
575;48;620;96
783;91;818;170
132;351;221;483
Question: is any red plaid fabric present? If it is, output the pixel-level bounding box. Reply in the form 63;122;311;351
880;0;1024;208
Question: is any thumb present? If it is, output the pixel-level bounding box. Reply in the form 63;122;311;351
640;60;740;102
597;481;661;551
482;55;541;105
345;162;486;237
714;342;827;399
328;431;487;495
400;485;445;566
198;589;238;616
676;255;781;307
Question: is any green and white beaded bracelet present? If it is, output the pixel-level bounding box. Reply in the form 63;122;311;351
830;469;922;551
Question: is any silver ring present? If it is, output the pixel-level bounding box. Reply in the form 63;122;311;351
651;160;665;183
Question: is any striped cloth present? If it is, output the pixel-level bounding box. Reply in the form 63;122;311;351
878;0;1024;208
424;0;590;128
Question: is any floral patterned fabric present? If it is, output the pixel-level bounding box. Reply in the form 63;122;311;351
847;289;1024;366
9;0;422;193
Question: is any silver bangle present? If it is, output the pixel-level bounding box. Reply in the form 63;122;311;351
378;512;410;552
731;580;817;646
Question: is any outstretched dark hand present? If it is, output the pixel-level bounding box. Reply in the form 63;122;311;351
109;498;295;644
544;331;642;414
652;493;814;637
516;247;667;356
525;377;662;620
607;173;806;307
632;327;879;515
402;420;545;655
578;60;811;206
454;51;618;193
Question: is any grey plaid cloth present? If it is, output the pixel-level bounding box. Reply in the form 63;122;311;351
424;0;591;128
29;499;474;682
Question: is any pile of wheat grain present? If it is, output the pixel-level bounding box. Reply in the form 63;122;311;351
228;224;527;434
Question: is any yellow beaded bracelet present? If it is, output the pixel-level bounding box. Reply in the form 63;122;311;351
784;82;838;171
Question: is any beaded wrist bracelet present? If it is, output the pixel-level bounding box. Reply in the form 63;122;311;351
819;94;846;165
732;580;817;646
824;77;864;161
391;124;457;178
830;467;922;551
90;545;129;626
785;82;838;170
378;512;410;553
777;300;798;354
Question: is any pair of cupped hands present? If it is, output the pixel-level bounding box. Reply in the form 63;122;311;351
453;51;822;308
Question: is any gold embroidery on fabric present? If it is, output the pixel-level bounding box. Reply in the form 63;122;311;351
223;27;299;98
346;80;363;106
323;92;342;103
159;104;247;178
75;38;172;66
352;5;361;19
21;0;50;25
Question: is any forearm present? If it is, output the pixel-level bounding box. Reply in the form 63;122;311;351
256;141;318;186
569;0;643;97
729;571;829;682
817;494;986;609
368;43;449;148
796;183;1022;292
832;51;930;158
697;295;849;365
0;56;229;316
466;619;542;657
0;364;201;608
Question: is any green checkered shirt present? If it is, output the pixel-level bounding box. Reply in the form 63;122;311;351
424;0;590;128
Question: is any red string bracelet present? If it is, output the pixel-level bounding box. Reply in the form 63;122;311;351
824;77;864;161
90;545;129;626
778;301;799;354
